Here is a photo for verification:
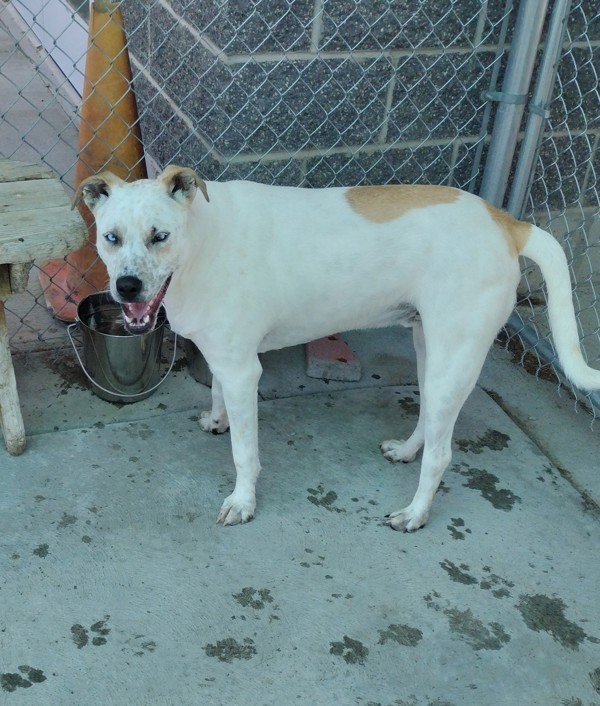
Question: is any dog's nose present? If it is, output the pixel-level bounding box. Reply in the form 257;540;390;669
116;275;143;301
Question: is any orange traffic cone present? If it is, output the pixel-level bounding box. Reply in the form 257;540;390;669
40;0;146;321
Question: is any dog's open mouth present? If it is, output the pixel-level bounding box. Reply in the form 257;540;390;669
121;275;171;335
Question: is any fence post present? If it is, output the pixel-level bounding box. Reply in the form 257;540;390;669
479;0;549;207
507;0;573;219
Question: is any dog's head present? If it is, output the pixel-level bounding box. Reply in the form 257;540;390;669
73;166;209;334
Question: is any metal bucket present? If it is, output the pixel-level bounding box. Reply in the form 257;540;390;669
69;291;171;403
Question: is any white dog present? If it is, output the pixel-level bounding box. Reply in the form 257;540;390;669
73;166;600;531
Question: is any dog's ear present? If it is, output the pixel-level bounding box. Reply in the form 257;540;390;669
72;172;123;212
158;165;209;205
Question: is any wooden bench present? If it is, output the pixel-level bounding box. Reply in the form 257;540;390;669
0;159;87;454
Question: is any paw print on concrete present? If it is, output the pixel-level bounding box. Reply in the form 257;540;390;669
1;666;47;693
307;484;346;513
329;635;369;664
71;616;110;648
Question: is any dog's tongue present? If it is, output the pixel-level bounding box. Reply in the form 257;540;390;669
121;301;154;331
123;302;150;322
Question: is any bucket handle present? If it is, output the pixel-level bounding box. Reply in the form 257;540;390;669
67;323;179;400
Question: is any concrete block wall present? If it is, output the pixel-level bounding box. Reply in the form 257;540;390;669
122;1;599;214
122;1;509;190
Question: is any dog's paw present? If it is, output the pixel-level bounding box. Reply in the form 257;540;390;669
217;492;256;526
380;439;418;463
384;506;429;532
199;411;230;435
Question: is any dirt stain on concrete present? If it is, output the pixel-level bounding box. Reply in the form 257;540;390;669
447;517;470;540
329;635;369;664
205;637;256;662
71;624;88;649
307;484;345;513
57;512;77;529
425;592;510;650
516;594;589;650
1;666;47;692
124;635;158;657
33;543;49;558
457;429;510;454
41;349;87;392
479;567;514;598
233;587;274;609
71;616;110;649
378;623;423;647
453;464;520;510
440;561;513;597
444;607;511;651
397;395;420;415
440;560;478;585
590;666;600;693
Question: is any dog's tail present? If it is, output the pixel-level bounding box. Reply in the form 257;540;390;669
521;225;600;391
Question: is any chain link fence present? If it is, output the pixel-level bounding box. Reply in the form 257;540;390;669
0;1;599;408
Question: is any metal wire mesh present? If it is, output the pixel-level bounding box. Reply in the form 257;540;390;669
0;1;599;410
510;0;600;410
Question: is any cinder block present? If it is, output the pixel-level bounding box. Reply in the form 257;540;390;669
305;334;362;381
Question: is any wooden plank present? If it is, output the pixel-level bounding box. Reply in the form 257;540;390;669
0;177;72;215
0;267;26;454
0;265;11;299
0;159;54;183
0;297;26;455
0;207;86;264
9;262;33;294
0;175;87;263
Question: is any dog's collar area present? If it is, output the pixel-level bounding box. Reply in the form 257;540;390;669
121;275;171;334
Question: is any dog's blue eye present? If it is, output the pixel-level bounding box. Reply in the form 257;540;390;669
104;232;120;245
152;231;170;244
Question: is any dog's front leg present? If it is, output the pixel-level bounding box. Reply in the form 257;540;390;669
212;356;263;526
200;375;230;434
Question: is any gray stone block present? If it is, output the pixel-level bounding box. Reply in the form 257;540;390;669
149;54;393;157
482;1;516;44
303;143;461;189
387;51;497;142
549;46;599;132
171;0;315;53
123;1;181;66
567;0;599;41
133;77;306;184
320;0;484;50
530;135;597;210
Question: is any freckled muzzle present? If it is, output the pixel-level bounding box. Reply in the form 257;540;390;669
119;275;172;334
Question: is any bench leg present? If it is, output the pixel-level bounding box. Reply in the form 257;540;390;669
0;300;26;455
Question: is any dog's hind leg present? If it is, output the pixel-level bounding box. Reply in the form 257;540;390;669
200;375;230;434
385;304;507;532
381;320;426;462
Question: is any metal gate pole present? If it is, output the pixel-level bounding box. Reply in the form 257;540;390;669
507;0;573;218
479;0;549;207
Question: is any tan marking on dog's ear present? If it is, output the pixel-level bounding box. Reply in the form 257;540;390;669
345;184;459;224
72;172;124;211
484;202;531;256
158;165;209;204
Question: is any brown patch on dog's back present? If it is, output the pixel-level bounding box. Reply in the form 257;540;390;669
345;184;459;224
484;202;531;256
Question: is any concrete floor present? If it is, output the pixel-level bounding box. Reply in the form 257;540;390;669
1;9;600;705
1;327;600;706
